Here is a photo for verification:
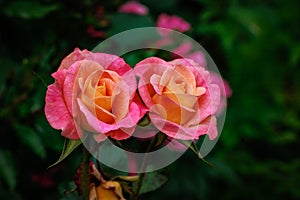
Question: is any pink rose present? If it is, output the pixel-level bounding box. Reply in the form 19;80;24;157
134;57;220;140
157;13;190;36
45;48;146;141
118;1;149;15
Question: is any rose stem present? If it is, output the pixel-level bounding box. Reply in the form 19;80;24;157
133;134;162;199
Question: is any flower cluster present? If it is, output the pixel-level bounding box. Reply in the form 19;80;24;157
45;48;221;143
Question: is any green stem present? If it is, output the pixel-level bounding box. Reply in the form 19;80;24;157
82;146;90;200
132;134;165;199
132;173;145;200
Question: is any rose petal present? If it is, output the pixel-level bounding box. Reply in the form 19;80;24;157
135;57;170;108
150;95;196;125
60;120;80;139
173;64;197;93
59;48;131;75
135;57;168;75
96;55;131;75
58;48;88;70
200;116;218;140
159;68;174;93
116;101;145;130
45;70;80;139
111;82;130;121
163;92;199;109
45;82;70;129
106;128;133;141
150;113;218;140
150;74;162;95
77;98;144;141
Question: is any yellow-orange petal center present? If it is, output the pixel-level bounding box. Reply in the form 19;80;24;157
150;64;206;125
93;71;122;124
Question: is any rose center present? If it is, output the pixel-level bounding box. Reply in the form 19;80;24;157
94;72;121;124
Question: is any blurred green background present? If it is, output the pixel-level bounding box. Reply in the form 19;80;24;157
1;0;300;199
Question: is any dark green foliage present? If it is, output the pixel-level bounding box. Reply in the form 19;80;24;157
0;0;299;199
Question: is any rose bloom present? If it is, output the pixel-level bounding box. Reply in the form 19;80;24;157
118;1;149;15
156;13;190;36
134;57;220;140
45;48;146;141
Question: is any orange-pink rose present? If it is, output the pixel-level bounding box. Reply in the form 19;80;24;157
45;48;146;141
134;57;220;140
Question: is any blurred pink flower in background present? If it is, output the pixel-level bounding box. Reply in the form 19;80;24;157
157;13;190;36
31;173;56;188
95;6;104;20
186;51;207;67
172;41;193;56
154;37;173;48
154;13;191;50
31;164;64;188
211;74;232;98
171;41;207;67
172;41;207;66
210;73;232;115
86;5;107;38
118;1;149;15
86;26;105;38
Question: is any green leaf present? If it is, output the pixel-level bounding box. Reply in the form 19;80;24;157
139;172;168;194
14;124;46;159
0;149;17;190
2;1;59;19
48;138;82;168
